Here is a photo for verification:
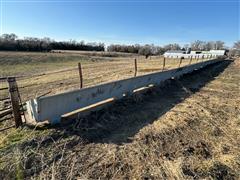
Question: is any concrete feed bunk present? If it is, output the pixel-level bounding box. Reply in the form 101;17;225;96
26;59;220;124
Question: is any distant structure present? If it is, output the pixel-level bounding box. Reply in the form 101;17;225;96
164;50;185;58
164;49;227;58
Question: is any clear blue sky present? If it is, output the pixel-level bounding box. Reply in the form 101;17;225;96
1;0;239;47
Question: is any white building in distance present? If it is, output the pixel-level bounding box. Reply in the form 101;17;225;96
164;49;227;58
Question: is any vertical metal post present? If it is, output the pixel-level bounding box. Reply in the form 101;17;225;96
162;57;166;71
7;77;22;128
78;62;83;89
134;58;137;77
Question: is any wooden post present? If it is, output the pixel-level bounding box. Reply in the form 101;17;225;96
162;57;166;71
7;77;22;128
189;56;193;65
134;58;137;77
178;57;183;68
78;62;83;88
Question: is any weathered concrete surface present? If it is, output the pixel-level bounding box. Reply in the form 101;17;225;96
26;59;220;124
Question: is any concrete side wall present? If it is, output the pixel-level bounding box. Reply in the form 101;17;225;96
26;59;220;124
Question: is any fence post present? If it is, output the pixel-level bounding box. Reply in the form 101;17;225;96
134;58;137;77
78;62;83;88
178;57;183;68
162;57;166;71
7;77;22;128
189;56;193;65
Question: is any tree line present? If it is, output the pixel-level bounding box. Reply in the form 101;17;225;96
107;44;166;56
0;34;105;52
1;33;239;56
107;41;240;57
107;41;228;56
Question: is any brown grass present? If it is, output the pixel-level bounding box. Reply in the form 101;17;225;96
0;58;239;179
0;51;201;102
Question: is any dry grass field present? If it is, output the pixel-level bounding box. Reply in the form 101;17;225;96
0;51;239;179
0;51;196;102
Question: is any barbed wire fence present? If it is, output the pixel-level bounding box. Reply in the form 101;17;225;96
0;54;217;131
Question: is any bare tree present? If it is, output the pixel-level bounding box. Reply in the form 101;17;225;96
215;41;225;50
183;44;189;50
191;40;206;51
204;41;215;51
233;41;240;49
138;45;152;57
1;33;18;41
229;41;240;56
163;43;181;51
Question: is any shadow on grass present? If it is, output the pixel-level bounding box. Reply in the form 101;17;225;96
27;60;233;147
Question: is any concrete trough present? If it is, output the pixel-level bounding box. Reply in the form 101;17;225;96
26;59;220;124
